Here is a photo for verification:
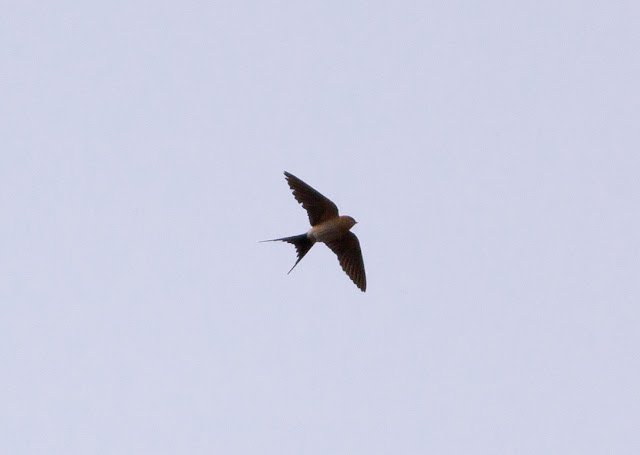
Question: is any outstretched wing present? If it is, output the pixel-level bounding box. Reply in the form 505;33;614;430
284;171;339;226
326;232;366;292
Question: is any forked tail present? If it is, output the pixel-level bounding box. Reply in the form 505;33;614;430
261;234;315;273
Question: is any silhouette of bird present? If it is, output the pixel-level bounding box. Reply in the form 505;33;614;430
262;171;366;292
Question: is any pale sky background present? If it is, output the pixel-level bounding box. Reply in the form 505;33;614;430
2;1;639;454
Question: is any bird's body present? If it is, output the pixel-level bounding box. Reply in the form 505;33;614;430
262;172;366;292
308;215;357;243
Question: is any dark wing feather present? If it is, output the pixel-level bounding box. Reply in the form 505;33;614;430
284;171;339;226
326;232;366;292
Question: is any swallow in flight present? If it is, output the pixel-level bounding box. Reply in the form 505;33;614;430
262;171;366;292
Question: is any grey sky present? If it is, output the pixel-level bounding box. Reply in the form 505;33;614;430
2;1;639;454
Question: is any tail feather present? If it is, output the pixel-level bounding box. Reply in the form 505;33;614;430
261;234;314;273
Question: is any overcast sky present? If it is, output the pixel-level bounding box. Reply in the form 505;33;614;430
2;1;639;454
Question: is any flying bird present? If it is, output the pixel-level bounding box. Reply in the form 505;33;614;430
262;171;366;292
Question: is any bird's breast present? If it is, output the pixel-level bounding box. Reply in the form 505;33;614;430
308;220;345;243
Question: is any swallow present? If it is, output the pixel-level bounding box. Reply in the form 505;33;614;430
262;171;366;292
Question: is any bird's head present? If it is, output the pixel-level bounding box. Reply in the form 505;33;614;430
343;216;357;229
